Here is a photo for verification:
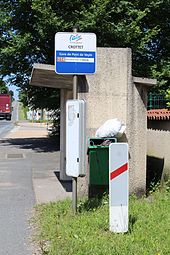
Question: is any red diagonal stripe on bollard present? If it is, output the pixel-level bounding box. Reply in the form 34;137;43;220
110;163;128;180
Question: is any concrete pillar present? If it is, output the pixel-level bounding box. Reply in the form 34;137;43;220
127;81;148;194
128;77;156;194
60;89;72;180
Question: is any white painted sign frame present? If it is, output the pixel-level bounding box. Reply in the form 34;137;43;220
55;32;96;75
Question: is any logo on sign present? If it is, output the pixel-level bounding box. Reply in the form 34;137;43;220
57;57;65;62
69;34;82;44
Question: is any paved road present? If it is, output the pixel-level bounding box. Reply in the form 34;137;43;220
0;102;35;255
0;155;35;254
0;120;14;138
0;101;18;138
0;103;70;254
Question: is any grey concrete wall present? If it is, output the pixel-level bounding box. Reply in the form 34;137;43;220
78;48;129;134
127;82;148;194
77;47;148;195
147;129;170;179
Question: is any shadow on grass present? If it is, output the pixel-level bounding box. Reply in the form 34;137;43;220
0;136;60;153
78;194;108;213
128;215;137;233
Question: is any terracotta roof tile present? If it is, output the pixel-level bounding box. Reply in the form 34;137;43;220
147;109;170;120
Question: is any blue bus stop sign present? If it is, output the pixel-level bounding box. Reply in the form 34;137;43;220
55;32;96;75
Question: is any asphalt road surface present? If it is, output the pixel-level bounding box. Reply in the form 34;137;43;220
0;120;14;138
0;101;18;138
0;101;35;255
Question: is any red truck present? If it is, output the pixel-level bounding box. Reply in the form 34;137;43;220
0;94;12;120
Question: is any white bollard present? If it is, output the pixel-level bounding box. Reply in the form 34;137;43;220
109;143;129;233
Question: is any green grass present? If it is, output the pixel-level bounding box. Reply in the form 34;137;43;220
31;120;48;123
33;183;170;255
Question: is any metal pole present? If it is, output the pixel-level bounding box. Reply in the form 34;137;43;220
72;177;77;214
72;27;78;214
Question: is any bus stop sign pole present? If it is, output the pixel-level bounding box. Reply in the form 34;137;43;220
72;27;78;214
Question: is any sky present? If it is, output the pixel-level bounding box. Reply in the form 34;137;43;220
8;84;19;100
3;76;19;100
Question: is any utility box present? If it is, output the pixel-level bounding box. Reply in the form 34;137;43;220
88;138;117;186
66;100;86;177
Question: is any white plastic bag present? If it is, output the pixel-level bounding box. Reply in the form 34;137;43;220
95;118;126;138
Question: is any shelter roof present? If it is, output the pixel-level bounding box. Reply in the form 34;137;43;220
30;64;157;90
133;77;157;87
30;63;73;89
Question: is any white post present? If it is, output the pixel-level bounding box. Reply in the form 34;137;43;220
109;143;129;233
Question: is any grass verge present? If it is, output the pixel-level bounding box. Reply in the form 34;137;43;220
33;183;170;255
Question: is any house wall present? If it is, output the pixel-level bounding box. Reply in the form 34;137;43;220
147;128;170;181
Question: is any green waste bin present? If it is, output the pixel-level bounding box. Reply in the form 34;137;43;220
88;138;117;186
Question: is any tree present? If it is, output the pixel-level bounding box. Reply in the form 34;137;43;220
18;86;60;110
0;80;14;101
0;0;169;109
0;80;9;94
166;89;170;108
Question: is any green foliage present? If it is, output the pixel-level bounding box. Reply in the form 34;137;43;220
33;185;170;255
0;79;14;100
166;89;170;108
0;80;9;94
19;86;60;110
0;0;170;108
